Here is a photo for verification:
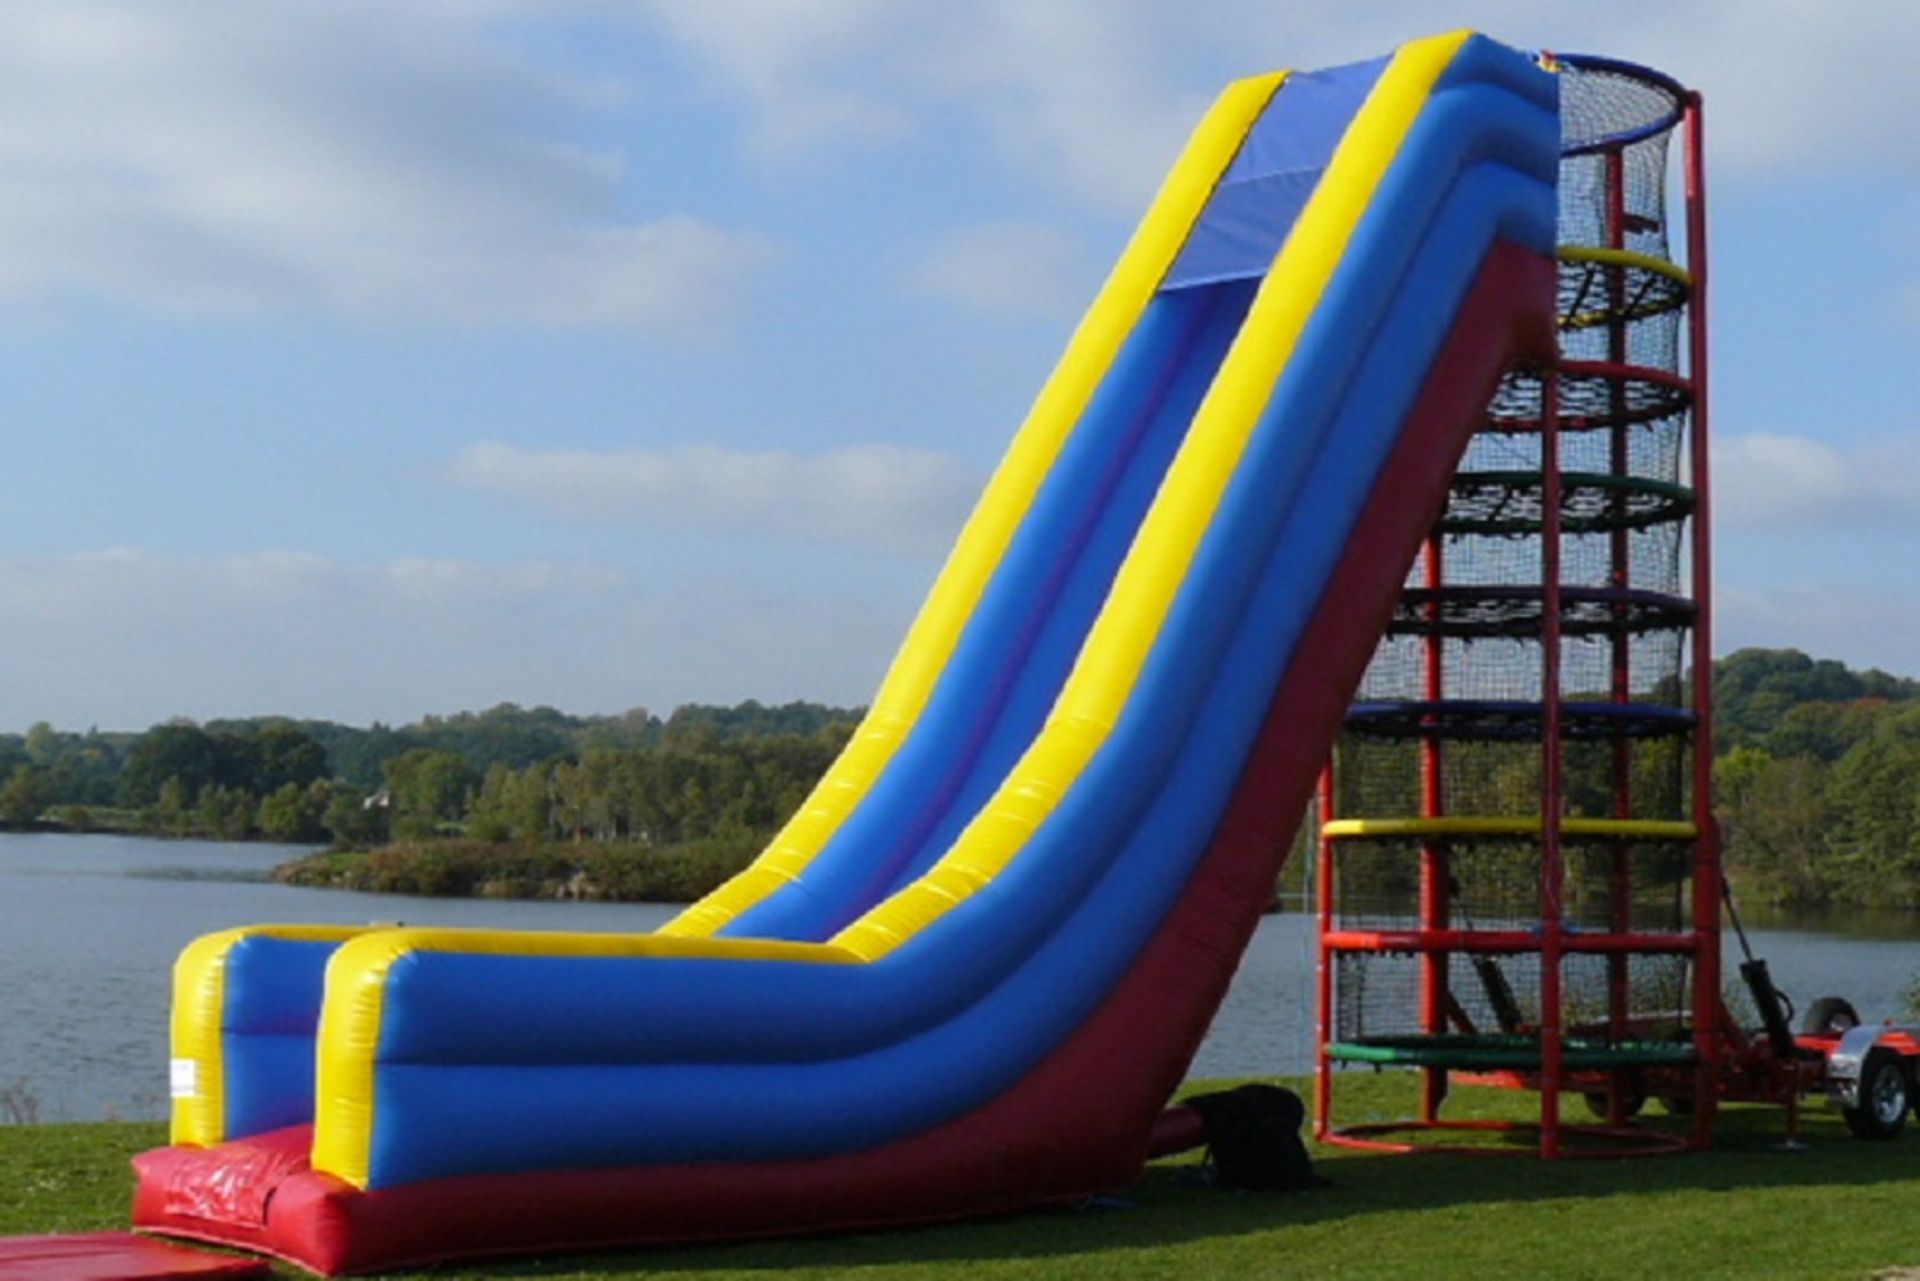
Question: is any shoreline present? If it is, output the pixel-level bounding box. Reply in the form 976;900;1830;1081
0;815;315;847
271;836;762;904
272;838;1297;913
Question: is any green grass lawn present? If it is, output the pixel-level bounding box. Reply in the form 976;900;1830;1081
5;1075;1919;1280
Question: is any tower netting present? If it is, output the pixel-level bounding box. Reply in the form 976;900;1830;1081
1319;53;1707;1111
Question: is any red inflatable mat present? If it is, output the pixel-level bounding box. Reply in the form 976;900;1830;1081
0;1233;270;1280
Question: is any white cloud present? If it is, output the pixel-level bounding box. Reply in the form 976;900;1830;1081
16;1;1904;331
1719;582;1920;678
1716;432;1920;531
922;1;1206;212
638;0;910;157
630;0;1199;210
447;440;978;552
912;221;1093;316
631;1;1920;205
0;548;905;728
1;548;623;622
1591;2;1920;179
1174;1;1920;181
0;2;769;329
624;0;1920;330
1715;433;1852;528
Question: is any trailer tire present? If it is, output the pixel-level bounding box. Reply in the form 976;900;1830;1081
1804;996;1861;1035
1843;1048;1911;1141
1582;1078;1647;1122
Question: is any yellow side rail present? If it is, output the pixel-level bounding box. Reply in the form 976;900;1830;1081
1321;815;1697;841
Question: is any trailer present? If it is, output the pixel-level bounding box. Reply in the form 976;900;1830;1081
1465;909;1920;1145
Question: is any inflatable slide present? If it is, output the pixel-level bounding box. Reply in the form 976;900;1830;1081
135;31;1560;1274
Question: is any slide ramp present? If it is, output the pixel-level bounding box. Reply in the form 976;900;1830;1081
135;31;1559;1274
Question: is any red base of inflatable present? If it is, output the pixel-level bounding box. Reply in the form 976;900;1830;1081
132;246;1553;1277
0;1233;269;1281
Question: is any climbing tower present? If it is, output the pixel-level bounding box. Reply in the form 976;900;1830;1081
1313;54;1714;1156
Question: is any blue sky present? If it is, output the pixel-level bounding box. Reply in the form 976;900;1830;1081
3;1;1917;730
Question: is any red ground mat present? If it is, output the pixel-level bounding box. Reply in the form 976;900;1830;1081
0;1233;270;1281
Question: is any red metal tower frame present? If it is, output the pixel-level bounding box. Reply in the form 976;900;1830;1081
1314;55;1713;1158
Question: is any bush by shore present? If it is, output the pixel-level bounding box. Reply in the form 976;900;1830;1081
273;835;761;903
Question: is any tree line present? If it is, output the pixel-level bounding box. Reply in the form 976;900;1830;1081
1712;648;1920;908
0;700;858;849
8;649;1920;910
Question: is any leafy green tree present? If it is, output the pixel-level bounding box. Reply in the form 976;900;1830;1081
1827;724;1920;905
466;765;517;843
120;724;227;807
322;785;388;849
581;707;662;751
413;703;578;773
1714;648;1920;753
0;741;26;786
383;748;475;841
253;725;329;793
197;785;255;841
22;721;60;764
1718;751;1833;905
663;700;859;744
506;763;556;841
49;732;125;806
467;763;554;843
0;764;50;824
1760;701;1861;764
155;776;193;834
258;781;328;843
1714;745;1773;815
312;722;419;790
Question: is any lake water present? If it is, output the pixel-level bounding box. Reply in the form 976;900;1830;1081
0;832;1915;1123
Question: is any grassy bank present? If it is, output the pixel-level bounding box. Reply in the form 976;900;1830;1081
273;836;761;902
9;1075;1920;1279
276;833;1304;907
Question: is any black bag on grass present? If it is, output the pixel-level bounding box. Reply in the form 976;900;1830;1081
1184;1084;1323;1191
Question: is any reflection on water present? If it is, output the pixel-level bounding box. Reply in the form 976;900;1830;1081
0;832;1914;1123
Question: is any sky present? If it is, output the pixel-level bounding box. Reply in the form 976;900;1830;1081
3;0;1918;731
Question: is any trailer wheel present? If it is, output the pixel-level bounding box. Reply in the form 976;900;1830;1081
1803;996;1861;1035
1581;1080;1647;1121
1843;1048;1912;1141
